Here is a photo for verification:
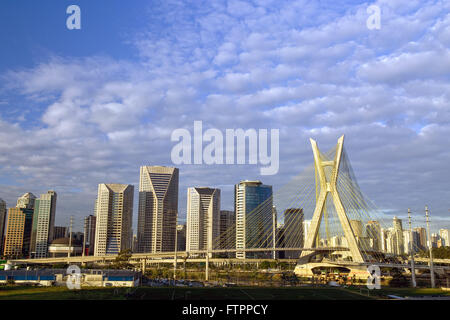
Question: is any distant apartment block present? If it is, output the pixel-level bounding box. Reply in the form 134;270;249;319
52;226;67;240
3;207;34;258
84;215;96;255
414;227;427;250
176;224;186;251
440;229;449;247
219;210;235;252
282;208;304;259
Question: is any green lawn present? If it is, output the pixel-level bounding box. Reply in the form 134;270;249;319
0;285;372;300
1;285;448;300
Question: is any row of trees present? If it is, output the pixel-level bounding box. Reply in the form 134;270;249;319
418;247;450;259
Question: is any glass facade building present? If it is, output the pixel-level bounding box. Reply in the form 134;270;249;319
235;180;273;259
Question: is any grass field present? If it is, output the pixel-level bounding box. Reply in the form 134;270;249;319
0;285;448;300
0;286;371;300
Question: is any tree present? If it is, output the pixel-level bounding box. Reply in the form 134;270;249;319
418;247;450;259
112;249;133;269
281;272;298;285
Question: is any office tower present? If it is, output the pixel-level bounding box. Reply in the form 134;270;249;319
235;180;273;259
0;199;6;253
16;192;36;209
186;187;220;256
94;184;134;256
84;215;96;255
176;224;186;251
283;208;304;259
392;216;404;254
3;207;34;258
414;227;427;250
219;210;235;253
52;226;67;240
137;166;179;253
366;220;382;251
31;191;57;258
439;229;449;247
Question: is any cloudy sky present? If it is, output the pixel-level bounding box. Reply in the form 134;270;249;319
0;0;449;233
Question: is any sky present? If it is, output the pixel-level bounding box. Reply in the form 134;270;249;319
0;0;449;233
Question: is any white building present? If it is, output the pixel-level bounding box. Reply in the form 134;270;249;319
34;191;57;258
94;184;134;256
439;229;449;247
186;187;220;256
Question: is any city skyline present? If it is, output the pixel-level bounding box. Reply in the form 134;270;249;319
1;163;449;260
0;161;448;235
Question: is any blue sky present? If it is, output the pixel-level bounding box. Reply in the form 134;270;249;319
0;0;449;233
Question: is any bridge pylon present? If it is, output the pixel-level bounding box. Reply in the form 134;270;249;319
300;135;365;263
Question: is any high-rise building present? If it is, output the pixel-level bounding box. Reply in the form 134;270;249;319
84;215;96;255
403;229;420;254
3;207;34;258
176;224;186;251
439;229;449;247
366;220;382;251
0;199;6;254
186;187;220;256
283;208;304;259
414;227;427;250
33;191;57;258
52;226;67;240
16;192;36;209
235;180;273;259
94;184;134;256
393;216;404;254
137;166;179;253
218;210;235;252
